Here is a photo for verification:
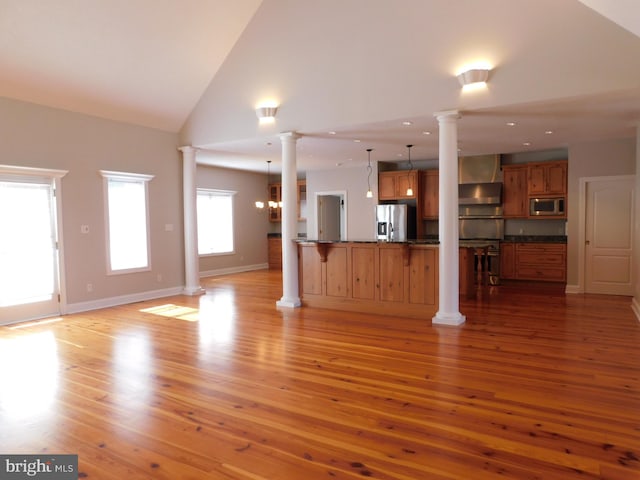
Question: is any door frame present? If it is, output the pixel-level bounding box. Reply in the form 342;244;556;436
314;190;347;241
576;174;635;294
0;164;68;323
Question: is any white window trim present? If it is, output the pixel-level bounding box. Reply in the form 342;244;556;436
197;188;237;257
100;170;154;275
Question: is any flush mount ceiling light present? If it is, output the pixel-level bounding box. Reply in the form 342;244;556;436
457;68;490;88
256;106;278;123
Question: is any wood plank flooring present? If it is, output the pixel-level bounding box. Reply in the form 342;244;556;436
1;270;639;479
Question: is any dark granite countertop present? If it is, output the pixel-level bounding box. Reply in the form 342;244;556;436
297;239;440;245
293;236;566;244
502;235;567;243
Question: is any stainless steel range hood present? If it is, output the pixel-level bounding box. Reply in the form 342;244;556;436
458;182;502;205
458;154;503;205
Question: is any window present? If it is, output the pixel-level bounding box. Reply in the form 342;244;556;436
100;171;154;274
197;189;235;255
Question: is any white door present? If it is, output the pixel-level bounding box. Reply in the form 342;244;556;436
0;178;61;325
584;176;635;295
318;195;341;241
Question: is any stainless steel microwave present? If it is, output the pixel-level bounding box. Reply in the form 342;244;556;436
530;197;565;216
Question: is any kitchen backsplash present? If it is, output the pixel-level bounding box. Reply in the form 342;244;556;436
504;219;566;236
422;218;567;238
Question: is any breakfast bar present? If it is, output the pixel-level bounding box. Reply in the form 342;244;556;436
297;240;476;321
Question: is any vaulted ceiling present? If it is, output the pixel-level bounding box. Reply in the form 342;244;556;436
1;0;639;172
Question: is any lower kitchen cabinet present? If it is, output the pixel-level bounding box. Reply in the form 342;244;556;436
268;236;282;270
501;242;566;282
500;243;516;279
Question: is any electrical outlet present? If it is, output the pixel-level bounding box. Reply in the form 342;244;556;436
86;283;93;292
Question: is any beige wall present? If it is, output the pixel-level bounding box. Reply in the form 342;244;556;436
307;164;378;241
196;165;270;273
567;137;636;289
635;128;640;313
0;97;184;306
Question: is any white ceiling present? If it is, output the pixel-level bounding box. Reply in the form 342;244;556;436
1;0;639;173
0;0;262;132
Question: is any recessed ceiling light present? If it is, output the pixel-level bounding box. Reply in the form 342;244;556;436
506;122;516;127
422;131;432;135
354;139;361;143
545;130;554;135
402;121;413;126
328;131;336;135
397;153;403;157
522;142;531;146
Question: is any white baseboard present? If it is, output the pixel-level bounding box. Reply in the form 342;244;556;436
62;264;268;315
632;297;640;323
200;263;268;278
565;284;582;294
64;286;184;315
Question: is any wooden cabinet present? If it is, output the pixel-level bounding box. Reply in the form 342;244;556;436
351;245;376;300
409;247;438;304
268;181;307;222
516;243;566;282
297;181;307;220
268;184;281;222
500;242;516;279
502;165;528;218
297;242;438;320
378;171;418;200
527;161;567;196
268;236;282;270
420;170;439;219
501;242;566;282
378;245;406;302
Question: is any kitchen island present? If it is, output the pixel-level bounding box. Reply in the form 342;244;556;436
297;241;476;321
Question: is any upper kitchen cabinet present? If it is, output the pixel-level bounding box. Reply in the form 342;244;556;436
268;183;281;222
502;165;528;218
268;181;307;222
297;181;307;220
420;170;439;219
379;171;418;200
527;160;567;196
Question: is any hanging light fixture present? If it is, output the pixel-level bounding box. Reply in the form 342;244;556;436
255;160;277;210
365;148;373;198
405;144;414;196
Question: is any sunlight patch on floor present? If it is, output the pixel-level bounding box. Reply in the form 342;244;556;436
139;304;199;321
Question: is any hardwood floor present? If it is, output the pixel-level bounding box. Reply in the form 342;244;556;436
1;270;639;479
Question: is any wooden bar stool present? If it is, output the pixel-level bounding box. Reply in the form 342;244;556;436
474;246;489;285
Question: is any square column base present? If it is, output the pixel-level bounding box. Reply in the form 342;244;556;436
276;297;301;308
432;311;466;326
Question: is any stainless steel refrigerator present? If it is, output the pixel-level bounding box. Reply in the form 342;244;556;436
375;204;415;242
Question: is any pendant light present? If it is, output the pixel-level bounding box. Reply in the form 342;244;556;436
365;148;373;198
405;144;414;196
255;160;277;210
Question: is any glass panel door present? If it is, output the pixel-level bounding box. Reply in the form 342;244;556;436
0;179;60;325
